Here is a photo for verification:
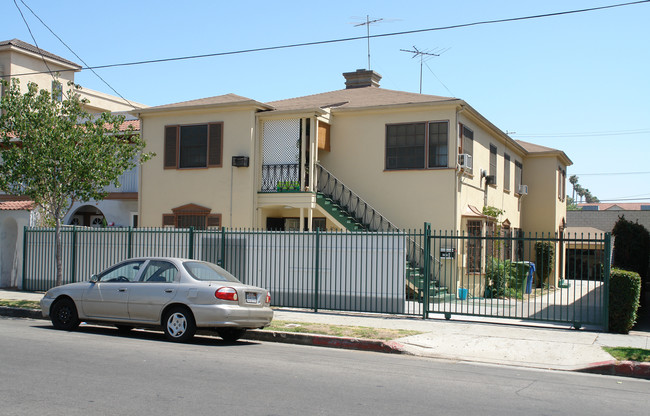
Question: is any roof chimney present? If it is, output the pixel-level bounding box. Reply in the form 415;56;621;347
343;69;381;89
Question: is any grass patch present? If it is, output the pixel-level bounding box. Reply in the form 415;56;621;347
264;320;422;341
603;347;650;362
0;300;40;309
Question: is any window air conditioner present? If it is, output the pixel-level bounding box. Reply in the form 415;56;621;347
458;153;473;170
518;184;528;195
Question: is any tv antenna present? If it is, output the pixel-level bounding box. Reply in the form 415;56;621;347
400;46;445;93
353;15;384;70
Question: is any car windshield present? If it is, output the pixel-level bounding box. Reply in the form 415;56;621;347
183;261;240;282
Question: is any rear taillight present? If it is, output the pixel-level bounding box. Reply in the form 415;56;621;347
266;291;271;304
215;287;238;301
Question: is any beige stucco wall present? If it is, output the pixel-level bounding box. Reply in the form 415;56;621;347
138;107;258;228
521;156;566;235
319;105;458;231
2;49;76;94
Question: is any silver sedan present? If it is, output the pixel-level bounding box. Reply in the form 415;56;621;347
41;257;273;342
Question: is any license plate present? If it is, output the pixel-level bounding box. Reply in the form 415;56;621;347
245;292;258;304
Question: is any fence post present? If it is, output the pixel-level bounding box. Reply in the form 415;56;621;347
188;227;194;259
314;228;320;313
423;222;431;319
21;226;28;290
220;226;226;268
70;226;77;283
127;226;133;259
603;232;611;332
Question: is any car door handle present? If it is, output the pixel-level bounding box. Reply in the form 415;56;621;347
164;289;174;293
118;288;127;292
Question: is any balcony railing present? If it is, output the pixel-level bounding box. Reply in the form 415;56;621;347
261;164;300;193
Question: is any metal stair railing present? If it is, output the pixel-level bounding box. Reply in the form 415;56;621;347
315;163;442;294
315;164;399;232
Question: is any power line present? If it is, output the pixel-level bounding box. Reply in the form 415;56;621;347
4;0;649;79
12;0;55;82
573;171;650;176
513;128;650;138
18;0;136;109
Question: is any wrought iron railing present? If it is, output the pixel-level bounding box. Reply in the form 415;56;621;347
261;164;300;193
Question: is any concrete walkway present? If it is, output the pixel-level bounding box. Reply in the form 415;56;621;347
2;289;648;378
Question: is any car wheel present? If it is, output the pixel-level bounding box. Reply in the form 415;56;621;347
217;328;247;343
162;307;196;342
50;298;80;331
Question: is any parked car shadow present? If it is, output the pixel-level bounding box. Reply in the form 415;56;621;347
34;323;260;347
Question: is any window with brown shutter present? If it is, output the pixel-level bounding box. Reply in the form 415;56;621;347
163;122;223;169
162;204;221;229
208;123;223;167
164;126;179;169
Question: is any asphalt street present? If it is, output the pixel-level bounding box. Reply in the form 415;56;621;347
2;317;649;416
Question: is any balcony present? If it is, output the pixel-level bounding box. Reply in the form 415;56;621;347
104;166;138;193
260;164;300;193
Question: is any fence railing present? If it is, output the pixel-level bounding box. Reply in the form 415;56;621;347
22;226;610;328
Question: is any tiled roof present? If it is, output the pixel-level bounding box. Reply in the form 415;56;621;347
117;119;140;132
0;200;35;211
266;86;457;112
0;39;81;69
579;203;648;211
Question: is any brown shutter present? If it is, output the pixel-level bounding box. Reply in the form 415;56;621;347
162;214;175;227
208;123;222;167
207;214;221;229
164;126;178;169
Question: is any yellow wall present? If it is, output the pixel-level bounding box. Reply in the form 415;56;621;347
3;50;76;94
138;107;258;228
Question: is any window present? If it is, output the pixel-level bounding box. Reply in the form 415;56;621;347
503;153;511;191
141;260;178;283
52;80;62;102
489;144;497;185
162;203;221;229
385;121;448;170
466;220;482;273
164;123;222;169
459;124;474;173
515;161;523;194
97;261;145;282
558;167;566;201
183;261;239;282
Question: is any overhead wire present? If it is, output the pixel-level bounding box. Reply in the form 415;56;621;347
17;0;136;109
4;0;649;79
12;0;55;82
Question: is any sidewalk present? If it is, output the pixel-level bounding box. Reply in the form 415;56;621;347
2;289;648;379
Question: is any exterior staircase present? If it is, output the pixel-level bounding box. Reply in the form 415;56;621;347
315;164;449;301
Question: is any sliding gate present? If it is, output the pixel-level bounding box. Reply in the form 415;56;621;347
419;226;611;329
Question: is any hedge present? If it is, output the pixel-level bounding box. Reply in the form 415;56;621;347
609;268;642;334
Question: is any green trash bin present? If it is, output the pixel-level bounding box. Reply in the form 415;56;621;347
511;261;534;294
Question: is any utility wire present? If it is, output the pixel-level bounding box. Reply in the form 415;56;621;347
18;0;136;109
573;171;650;176
12;0;55;82
4;0;649;78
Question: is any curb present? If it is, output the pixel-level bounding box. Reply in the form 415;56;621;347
0;306;43;320
244;329;407;354
577;360;650;380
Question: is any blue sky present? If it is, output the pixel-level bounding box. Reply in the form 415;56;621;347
4;0;649;203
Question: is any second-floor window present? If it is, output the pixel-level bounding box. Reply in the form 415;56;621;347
515;161;523;194
503;153;511;191
164;123;223;169
489;144;497;184
385;121;448;170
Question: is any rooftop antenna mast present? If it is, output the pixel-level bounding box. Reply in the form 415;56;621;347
354;15;383;70
400;46;440;93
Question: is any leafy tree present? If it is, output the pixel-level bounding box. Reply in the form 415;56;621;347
612;216;649;311
0;79;153;286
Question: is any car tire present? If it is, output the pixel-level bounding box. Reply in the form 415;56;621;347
162;307;196;342
50;298;80;331
217;328;247;343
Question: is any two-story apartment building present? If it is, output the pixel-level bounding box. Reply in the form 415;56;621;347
0;39;147;228
135;69;570;239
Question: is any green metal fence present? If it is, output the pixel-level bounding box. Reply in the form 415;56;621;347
22;226;610;327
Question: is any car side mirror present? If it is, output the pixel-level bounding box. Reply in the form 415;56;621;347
90;275;98;283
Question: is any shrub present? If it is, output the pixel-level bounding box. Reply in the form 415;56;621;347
609;268;642;334
534;241;555;287
485;258;519;298
612;216;649;311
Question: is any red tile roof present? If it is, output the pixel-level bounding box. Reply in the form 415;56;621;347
0;200;35;211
